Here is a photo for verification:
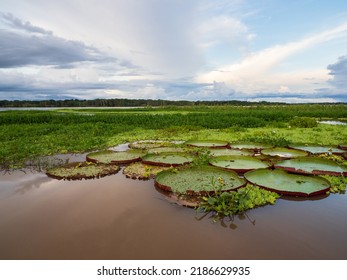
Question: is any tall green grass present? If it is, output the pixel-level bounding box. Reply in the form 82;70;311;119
0;104;346;169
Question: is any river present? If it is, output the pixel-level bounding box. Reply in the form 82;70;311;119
1;159;347;260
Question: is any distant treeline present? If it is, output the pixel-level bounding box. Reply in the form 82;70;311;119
0;98;290;107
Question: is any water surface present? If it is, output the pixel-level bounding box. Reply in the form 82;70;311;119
0;167;347;260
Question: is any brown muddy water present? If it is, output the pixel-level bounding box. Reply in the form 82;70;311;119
0;160;347;260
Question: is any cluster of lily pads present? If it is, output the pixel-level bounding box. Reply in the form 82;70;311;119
46;140;347;199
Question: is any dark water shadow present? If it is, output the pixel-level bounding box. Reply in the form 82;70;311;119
280;193;330;202
195;209;256;230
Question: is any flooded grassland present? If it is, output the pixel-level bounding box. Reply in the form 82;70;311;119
0;105;347;259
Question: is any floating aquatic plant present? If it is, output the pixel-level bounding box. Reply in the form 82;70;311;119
46;161;120;180
244;168;331;196
123;162;170;180
155;166;246;195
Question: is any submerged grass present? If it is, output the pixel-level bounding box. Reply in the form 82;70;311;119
1;105;346;169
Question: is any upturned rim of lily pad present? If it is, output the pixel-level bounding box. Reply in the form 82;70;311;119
207;148;254;157
288;144;345;155
274;156;347;176
185;140;229;148
128;140;174;150
338;144;347;151
261;147;308;158
229;142;273;151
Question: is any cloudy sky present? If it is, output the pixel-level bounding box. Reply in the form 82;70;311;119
1;0;347;102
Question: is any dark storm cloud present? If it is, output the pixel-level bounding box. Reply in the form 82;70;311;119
0;13;118;68
327;55;347;89
1;12;52;35
0;29;112;68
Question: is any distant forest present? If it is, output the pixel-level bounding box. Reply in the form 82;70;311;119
0;98;345;107
0;99;334;107
0;98;280;107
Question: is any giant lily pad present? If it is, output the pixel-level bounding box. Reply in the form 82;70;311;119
128;140;173;149
155;166;246;195
208;148;253;157
146;146;188;154
123;162;170;180
185;140;229;148
142;152;194;167
46;162;120;180
229;142;272;151
274;157;347;176
86;150;143;164
244;168;330;196
289;144;345;155
209;156;270;173
261;147;308;158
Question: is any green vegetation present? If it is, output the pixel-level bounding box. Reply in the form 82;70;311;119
123;162;170;180
244;169;331;196
197;184;279;218
0;104;346;169
274;157;347;176
323;175;347;194
2;104;346;222
185;140;229;148
86;150;143;164
209;155;270;172
261;147;308;158
155;166;246;194
288;144;345;155
142;152;195;167
46;162;120;180
289;116;318;128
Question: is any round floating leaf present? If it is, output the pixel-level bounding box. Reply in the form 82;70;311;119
208;148;253;157
229;142;272;151
209;156;270;173
46;162;120;180
185;140;229;148
128;141;173;149
123;162;170;180
261;147;308;158
274;157;347;176
244;168;330;196
146;146;187;154
86;150;143;164
289;144;345;155
155;166;246;195
142;152;194;167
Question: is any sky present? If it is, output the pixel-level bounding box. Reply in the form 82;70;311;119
1;0;347;103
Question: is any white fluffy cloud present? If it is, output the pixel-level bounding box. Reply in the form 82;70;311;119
1;0;347;102
196;22;347;95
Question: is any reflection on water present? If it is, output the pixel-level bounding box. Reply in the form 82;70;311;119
1;166;347;260
195;211;256;230
280;193;330;202
318;120;347;125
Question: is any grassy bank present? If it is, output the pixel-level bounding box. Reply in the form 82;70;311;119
1;104;346;169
